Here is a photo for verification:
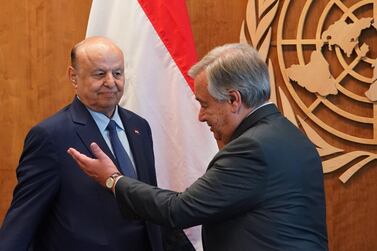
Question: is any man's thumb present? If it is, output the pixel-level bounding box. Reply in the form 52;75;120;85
90;142;106;159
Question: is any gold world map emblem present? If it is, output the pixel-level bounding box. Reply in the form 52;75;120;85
241;0;376;182
277;0;376;145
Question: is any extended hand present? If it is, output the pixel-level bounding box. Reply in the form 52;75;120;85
67;143;119;187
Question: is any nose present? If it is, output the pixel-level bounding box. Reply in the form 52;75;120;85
104;72;115;87
198;108;206;122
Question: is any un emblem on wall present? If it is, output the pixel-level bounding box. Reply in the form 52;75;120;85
241;0;376;182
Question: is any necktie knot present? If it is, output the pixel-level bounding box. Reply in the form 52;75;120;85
107;119;117;132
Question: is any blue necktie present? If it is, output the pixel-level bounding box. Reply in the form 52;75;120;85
106;120;137;179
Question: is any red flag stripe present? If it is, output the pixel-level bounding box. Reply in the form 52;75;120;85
137;0;197;91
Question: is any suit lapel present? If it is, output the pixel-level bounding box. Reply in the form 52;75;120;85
70;97;116;164
71;98;150;182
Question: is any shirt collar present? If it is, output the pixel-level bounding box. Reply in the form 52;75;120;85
247;102;273;117
87;105;125;132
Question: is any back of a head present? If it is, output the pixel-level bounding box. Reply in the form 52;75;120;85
189;43;270;109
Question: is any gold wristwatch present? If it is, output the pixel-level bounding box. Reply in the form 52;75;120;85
105;172;122;190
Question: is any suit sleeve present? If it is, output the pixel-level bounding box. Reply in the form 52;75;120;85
115;137;266;229
0;125;60;250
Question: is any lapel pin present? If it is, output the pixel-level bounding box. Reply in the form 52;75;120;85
134;129;140;135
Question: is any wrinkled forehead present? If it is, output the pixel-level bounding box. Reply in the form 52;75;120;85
194;71;212;100
76;44;124;70
194;70;208;89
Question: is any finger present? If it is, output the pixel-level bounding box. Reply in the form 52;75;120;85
67;148;90;166
67;148;85;162
67;148;97;176
90;142;110;161
67;148;79;160
90;143;119;176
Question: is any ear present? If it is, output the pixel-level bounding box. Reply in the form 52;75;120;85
68;66;78;88
228;90;242;113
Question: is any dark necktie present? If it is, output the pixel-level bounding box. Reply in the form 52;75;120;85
106;120;137;179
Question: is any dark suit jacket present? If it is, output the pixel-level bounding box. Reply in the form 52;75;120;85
0;97;163;251
114;104;328;251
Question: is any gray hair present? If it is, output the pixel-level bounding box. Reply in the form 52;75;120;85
188;43;270;109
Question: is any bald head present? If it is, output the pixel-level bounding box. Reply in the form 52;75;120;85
70;36;124;69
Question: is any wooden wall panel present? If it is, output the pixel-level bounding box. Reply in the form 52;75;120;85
186;0;248;59
0;0;92;222
0;1;376;251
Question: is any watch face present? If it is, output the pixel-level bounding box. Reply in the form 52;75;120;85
106;177;114;189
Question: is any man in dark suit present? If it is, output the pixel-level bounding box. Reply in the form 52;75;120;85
68;43;329;251
0;36;177;250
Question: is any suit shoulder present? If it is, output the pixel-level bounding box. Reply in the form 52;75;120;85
30;103;72;133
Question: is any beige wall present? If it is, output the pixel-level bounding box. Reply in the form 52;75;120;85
0;1;376;250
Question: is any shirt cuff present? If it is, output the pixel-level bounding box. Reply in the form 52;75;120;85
112;175;124;196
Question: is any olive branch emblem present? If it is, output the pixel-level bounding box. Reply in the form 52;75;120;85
240;0;377;183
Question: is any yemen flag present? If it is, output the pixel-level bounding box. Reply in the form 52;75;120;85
86;0;218;249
